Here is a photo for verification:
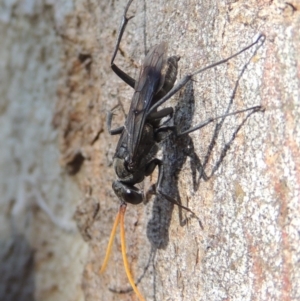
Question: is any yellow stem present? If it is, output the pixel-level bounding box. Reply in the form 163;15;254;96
99;208;121;274
120;203;146;301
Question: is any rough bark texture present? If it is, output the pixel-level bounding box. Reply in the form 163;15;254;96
0;1;87;301
0;0;299;301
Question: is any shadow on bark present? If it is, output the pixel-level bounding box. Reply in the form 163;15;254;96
143;43;264;298
147;41;264;249
0;234;35;301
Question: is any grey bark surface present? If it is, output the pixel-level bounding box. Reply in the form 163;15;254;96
0;1;299;301
0;1;87;301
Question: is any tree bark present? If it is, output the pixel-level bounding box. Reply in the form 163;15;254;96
1;0;299;301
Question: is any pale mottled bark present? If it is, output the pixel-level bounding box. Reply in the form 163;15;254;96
0;1;86;301
1;1;299;301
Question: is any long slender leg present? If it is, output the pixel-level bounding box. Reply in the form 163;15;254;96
111;0;136;88
147;34;266;116
177;105;262;136
154;161;196;214
153;105;262;138
107;109;124;135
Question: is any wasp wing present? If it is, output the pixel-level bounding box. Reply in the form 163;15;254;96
115;42;168;165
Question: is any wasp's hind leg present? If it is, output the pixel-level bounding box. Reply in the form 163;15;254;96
111;0;136;88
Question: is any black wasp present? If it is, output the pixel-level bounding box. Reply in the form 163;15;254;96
99;1;265;300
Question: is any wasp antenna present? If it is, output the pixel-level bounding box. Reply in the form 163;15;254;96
99;208;121;274
120;203;146;301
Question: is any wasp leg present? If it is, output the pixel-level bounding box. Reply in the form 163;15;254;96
147;34;266;117
150;106;262;139
147;107;173;121
144;158;161;176
111;0;136;88
151;160;196;214
107;109;124;135
147;107;174;131
177;105;263;136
